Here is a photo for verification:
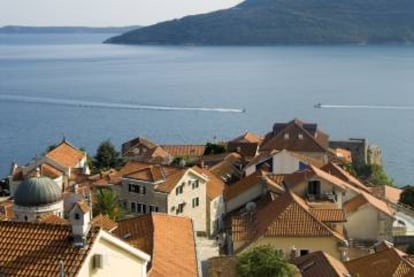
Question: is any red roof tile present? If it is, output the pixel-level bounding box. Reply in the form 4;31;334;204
114;213;198;277
0;221;99;277
292;251;350;277
46;141;85;168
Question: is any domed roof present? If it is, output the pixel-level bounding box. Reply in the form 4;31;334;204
14;177;62;207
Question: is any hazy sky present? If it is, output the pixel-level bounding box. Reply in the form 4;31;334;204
0;0;243;27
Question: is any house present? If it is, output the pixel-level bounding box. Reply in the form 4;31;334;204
207;153;244;184
119;161;222;236
9;139;89;195
345;243;414;277
320;162;371;193
224;170;284;214
244;149;325;177
344;192;395;242
291;251;351;277
114;213;199;277
226;132;263;161
0;220;150;277
231;191;348;260
260;119;329;163
193;167;226;235
285;165;358;208
122;136;206;164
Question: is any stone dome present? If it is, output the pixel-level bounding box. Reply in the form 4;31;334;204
14;177;62;207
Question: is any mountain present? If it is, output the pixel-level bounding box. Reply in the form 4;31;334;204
105;0;414;45
0;25;141;34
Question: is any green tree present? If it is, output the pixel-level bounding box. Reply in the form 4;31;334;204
93;140;123;170
236;245;296;277
204;142;226;155
93;188;121;220
355;164;394;187
399;186;414;208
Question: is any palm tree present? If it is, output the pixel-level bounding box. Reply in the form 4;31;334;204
94;188;121;220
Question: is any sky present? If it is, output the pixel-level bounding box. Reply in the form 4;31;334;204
0;0;243;27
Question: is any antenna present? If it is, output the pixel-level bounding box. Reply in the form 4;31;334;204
59;256;65;277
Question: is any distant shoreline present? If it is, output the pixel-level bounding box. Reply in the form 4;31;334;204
0;25;141;34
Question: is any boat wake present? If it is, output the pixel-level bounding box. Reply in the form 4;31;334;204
315;103;414;110
0;94;245;113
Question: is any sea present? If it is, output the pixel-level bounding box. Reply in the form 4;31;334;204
1;33;414;185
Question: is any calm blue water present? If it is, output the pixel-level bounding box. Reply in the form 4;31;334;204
1;33;414;185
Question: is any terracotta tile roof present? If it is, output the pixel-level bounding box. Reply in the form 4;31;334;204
345;246;414;277
37;214;69;225
261;119;328;153
92;214;118;232
90;169;122;186
0;221;99;277
122;136;158;155
290;151;326;168
245;150;277;169
321;162;371;193
232;191;345;248
383;186;403;204
126;166;166;183
262;175;286;194
27;163;63;179
154;169;187;193
223;171;266;201
292;251;350;277
193;166;225;200
230;132;263;144
46;140;85;168
119;161;179;179
309;209;346;223
227;142;259;158
161;144;206;158
209;157;243;183
114;213;198;277
344;192;394;218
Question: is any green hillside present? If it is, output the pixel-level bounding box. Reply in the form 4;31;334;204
105;0;414;45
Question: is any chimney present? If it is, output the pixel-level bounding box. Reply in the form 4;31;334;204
290;246;297;260
35;167;41;178
69;201;91;248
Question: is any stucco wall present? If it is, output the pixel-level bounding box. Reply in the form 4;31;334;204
226;184;264;214
345;204;379;240
167;171;207;233
273;151;300;174
120;178;167;214
78;236;147;277
291;179;343;208
210;196;225;235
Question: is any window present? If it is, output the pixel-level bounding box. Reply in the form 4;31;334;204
176;185;184;195
300;249;310;256
192;197;199;208
192;180;199;189
129;184;146;194
137;203;143;213
75;213;80;220
176;203;185;214
131;202;136;212
142;204;147;214
298;133;304;140
308;180;321;195
150;205;159;213
284;133;290;140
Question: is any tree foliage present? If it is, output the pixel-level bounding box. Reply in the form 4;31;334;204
204;142;226;155
236;245;296;277
355;164;394;187
93;188;121;220
400;186;414;208
93;140;123;171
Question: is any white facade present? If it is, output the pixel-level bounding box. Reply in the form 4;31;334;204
167;170;208;234
209;195;225;235
78;231;150;277
13;200;64;222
